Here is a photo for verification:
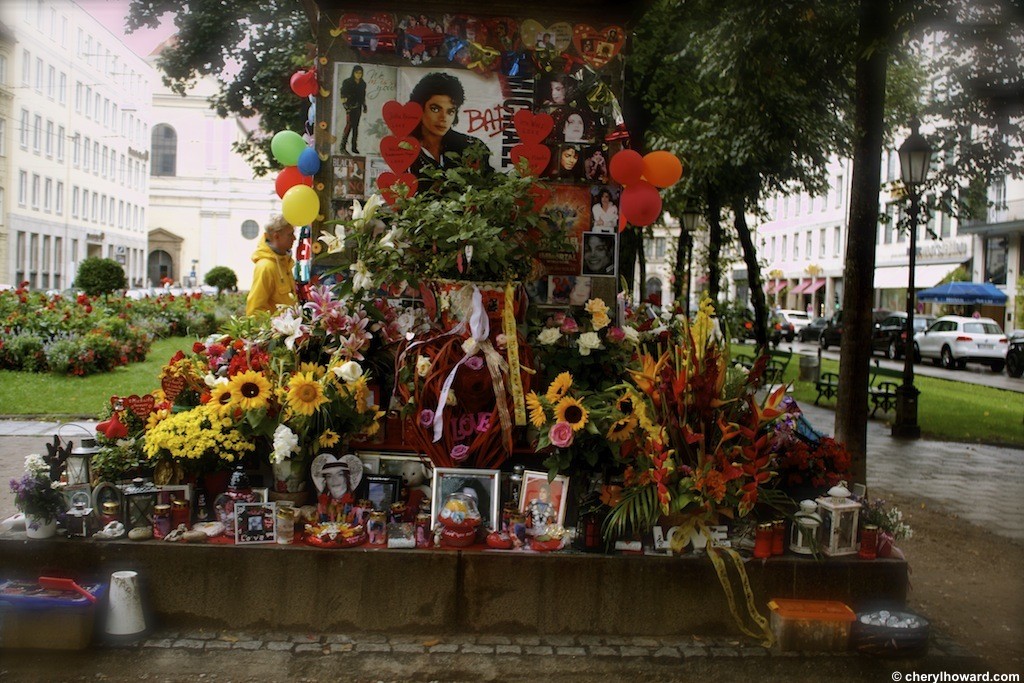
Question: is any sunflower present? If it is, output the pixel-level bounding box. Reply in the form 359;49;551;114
616;393;635;416
286;372;329;416
228;370;272;411
297;362;327;379
545;372;573;403
606;415;638;442
207;383;235;417
525;391;547;428
554;396;588;432
318;429;340;448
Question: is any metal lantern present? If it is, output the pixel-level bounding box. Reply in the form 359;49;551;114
123;477;158;531
789;499;822;555
65;501;94;538
67;437;101;487
817;482;861;556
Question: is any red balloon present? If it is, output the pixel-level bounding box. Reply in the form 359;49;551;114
609;150;645;186
620;181;663;227
275;166;313;199
290;69;318;98
642;151;683;188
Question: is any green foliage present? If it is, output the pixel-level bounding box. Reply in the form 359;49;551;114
75;258;127;297
204;266;238;292
126;1;313;176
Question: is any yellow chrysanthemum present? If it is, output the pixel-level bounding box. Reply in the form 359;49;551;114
286;372;329;416
146;408;170;431
297;362;327;379
207;383;235;417
227;370;272;412
545;372;573;403
525;391;547;428
554;396;589;432
318;429;340;448
606;415;638;443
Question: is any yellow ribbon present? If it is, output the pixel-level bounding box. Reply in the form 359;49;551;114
704;529;775;648
467;42;500;72
480;339;513;452
503;283;527;427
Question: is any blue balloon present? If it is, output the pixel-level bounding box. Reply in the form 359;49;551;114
297;147;321;176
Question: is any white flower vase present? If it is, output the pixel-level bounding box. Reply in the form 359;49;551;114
25;514;57;539
272;459;307;494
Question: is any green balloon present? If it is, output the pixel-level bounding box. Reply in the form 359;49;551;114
271;131;306;166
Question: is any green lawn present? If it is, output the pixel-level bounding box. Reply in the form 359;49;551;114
735;345;1024;448
0;336;196;418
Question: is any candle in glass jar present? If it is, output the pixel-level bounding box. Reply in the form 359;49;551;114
754;523;773;559
152;504;171;539
171;499;189;529
771;519;786;556
101;501;121;527
859;524;878;560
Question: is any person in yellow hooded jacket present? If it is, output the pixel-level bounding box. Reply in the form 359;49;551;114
245;216;297;316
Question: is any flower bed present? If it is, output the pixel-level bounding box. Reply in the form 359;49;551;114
0;285;243;375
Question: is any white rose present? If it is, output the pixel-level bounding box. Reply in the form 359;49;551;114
416;355;432;378
537;328;563;346
577;331;604;356
272;424;300;465
335;360;363;383
623;326;640;344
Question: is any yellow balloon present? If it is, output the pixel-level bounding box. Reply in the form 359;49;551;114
282;185;319;226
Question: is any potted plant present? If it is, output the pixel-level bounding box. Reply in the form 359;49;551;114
9;454;66;538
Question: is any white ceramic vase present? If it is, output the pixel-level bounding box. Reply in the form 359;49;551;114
25;514;57;539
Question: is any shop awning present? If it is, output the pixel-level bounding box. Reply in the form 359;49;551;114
917;281;1008;305
804;279;825;294
873;263;960;289
766;281;788;294
790;279;811;294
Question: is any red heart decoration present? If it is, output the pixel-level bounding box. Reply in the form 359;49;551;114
510;143;551;177
290;69;318;98
572;24;626;70
161;375;186;403
377;172;418;204
512;110;554;145
382;101;423;137
119;394;156;419
96;412;129;440
379;135;422;174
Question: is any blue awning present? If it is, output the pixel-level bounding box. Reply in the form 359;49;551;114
916;281;1008;305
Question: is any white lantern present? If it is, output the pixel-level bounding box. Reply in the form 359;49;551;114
67;437;101;487
816;482;860;556
789;499;822;555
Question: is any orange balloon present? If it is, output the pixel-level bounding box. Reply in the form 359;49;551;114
642;151;683;188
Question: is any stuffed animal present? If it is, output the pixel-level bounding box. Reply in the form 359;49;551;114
397;460;431;521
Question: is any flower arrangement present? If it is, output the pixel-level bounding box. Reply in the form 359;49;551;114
143;403;257;471
769;409;853;491
528;298;638;392
9;454;66;523
861;498;913;541
320;157;569;292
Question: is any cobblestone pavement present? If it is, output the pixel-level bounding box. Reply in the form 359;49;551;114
0;628;983;682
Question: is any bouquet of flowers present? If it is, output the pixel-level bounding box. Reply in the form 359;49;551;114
9;454;66;524
861;498;913;541
769;407;853;492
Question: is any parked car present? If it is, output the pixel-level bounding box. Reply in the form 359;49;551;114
871;312;936;360
776;310;811;340
819;309;891;350
737;311;784;347
797;317;829;343
1006;331;1024;378
913;315;1008;372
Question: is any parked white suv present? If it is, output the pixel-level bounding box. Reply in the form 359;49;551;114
913;315;1008;372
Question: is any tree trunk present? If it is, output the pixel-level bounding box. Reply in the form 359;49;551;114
638;231;647;302
732;195;768;351
673;222;686;302
619;229;639;298
706;186;723;305
835;0;891;484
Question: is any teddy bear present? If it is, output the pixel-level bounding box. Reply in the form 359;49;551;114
397;460;432;522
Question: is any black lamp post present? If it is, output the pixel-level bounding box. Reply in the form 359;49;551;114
680;209;700;318
893;119;932;439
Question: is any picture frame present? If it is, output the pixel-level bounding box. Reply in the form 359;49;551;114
154;484;192;506
430;467;501;531
234;502;277;544
518;471;569;535
361;474;403;511
91;480;123;513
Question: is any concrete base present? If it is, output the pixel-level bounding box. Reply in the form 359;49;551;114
0;533;907;636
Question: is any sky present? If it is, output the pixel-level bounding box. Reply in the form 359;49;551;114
75;0;175;58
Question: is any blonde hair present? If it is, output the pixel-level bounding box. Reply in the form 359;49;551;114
264;215;293;236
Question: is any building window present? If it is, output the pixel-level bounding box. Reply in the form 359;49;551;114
0;54;6;83
35;57;43;92
806;233;812;260
151;124;178;176
819;228;826;257
31;174;40;209
58;72;66;104
43;177;52;212
985;237;1008;285
781;236;788;261
45;120;53;156
56;181;63;215
793;233;800;260
56;126;64;160
93;141;99;173
769;236;776;261
46;64;55;98
83;136;90;167
19;171;27;206
71;186;78;218
795;195;802;215
835;176;844;208
19;109;29;148
32;114;42;152
72;133;80;166
21;49;30;85
0;118;5;156
241;220;260;239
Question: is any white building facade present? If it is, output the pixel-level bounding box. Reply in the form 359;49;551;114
0;0;154;290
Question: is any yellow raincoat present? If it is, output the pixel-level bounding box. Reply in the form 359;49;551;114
245;240;297;316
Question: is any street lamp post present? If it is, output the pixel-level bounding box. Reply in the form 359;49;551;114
893;119;932;439
680;209;700;318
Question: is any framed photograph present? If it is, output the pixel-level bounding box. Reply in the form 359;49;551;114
519;471;569;535
154;484;192;506
91;481;123;513
235;502;277;544
581;232;617;276
430;467;501;531
589;185;620;233
361;474;403;511
333;155;366;199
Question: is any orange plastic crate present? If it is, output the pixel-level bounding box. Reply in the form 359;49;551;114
768;598;856;651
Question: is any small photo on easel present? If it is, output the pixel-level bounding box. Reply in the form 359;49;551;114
235;502;277;545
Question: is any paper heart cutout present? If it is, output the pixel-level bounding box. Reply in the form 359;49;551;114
379;135;422;173
161;375;186;403
115;394;156;419
510;143;551;177
310;453;364;496
513;110;554;145
521;19;573;52
378;172;418;204
382;100;423;137
572;24;625;69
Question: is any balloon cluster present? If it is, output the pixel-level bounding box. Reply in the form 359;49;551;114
272;68;324;227
608;150;683;230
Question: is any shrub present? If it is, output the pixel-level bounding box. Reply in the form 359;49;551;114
75;258;127;297
204;266;238;293
0;332;48;371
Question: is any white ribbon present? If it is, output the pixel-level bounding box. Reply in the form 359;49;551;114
432;286;489;442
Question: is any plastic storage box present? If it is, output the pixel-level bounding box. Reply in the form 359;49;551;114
768;598;856;651
0;579;106;650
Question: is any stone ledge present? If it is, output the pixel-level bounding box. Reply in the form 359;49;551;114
0;533;907;636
